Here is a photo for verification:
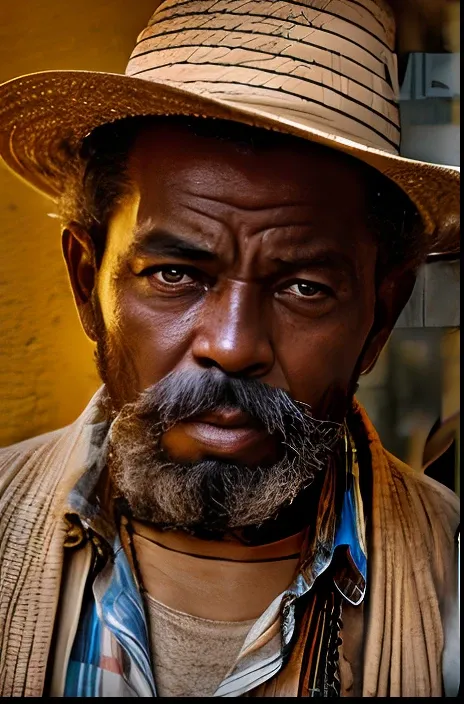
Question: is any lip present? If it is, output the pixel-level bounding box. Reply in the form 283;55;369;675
182;421;268;453
189;409;258;429
176;408;271;459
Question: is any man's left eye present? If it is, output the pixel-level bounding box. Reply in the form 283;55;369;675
285;281;329;298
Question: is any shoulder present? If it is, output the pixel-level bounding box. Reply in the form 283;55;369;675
387;455;461;697
0;387;107;459
0;426;68;456
385;449;459;533
353;398;459;537
0;425;69;463
0;426;69;494
382;448;459;614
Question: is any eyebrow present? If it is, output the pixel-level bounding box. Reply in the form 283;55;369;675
129;228;217;261
271;251;357;280
129;228;357;280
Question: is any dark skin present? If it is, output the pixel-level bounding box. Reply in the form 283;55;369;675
63;122;414;471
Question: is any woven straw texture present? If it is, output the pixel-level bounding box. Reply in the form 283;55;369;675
0;0;460;251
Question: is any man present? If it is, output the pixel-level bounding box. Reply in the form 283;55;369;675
0;0;459;698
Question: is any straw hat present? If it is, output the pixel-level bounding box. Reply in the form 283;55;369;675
0;0;459;252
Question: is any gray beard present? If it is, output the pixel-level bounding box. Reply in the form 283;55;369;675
107;370;343;534
109;446;324;534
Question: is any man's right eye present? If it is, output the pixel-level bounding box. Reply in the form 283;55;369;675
151;267;194;285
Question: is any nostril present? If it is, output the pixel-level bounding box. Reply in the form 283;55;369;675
196;356;222;370
195;355;269;379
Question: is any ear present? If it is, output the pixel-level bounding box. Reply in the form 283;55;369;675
359;267;417;375
62;224;99;342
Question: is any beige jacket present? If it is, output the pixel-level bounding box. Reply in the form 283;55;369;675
0;389;459;697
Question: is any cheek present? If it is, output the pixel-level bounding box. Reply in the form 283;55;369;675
102;288;200;393
276;300;375;408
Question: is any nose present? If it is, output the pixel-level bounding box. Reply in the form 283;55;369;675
192;281;274;378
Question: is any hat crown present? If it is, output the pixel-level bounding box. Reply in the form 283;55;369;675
126;0;401;154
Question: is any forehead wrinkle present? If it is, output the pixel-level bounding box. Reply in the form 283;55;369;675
178;191;312;239
128;211;242;269
132;212;225;254
130;186;364;277
258;233;363;279
179;195;317;264
257;209;369;257
182;188;311;214
182;201;232;233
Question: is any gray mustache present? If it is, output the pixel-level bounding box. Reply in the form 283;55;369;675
112;370;343;461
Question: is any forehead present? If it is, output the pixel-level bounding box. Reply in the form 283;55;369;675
105;122;375;265
128;122;370;212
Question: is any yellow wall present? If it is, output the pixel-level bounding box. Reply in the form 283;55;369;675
0;1;160;446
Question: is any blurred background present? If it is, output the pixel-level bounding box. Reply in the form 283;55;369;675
0;1;460;494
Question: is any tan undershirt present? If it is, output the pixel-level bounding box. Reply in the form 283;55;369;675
124;520;306;696
145;593;255;697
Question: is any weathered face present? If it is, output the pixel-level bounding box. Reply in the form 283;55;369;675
64;122;411;531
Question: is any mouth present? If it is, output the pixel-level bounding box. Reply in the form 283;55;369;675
186;408;267;451
191;408;259;428
162;408;278;464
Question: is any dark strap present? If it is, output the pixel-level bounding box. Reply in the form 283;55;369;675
291;577;343;697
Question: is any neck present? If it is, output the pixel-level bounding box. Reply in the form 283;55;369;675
121;516;306;620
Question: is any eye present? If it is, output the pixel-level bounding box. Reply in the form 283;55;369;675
284;280;331;298
153;267;194;285
137;265;198;287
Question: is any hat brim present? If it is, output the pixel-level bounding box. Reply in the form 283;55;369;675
0;69;459;253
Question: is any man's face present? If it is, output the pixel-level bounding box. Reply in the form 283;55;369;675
65;122;402;532
96;123;378;413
